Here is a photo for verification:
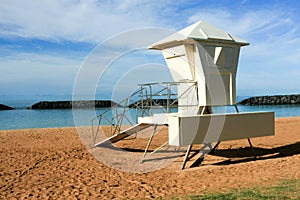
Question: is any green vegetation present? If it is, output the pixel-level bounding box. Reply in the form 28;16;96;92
165;179;299;200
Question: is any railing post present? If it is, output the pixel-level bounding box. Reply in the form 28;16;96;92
140;85;144;117
167;83;171;113
149;85;153;116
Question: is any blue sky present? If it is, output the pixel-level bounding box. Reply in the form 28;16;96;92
1;0;300;99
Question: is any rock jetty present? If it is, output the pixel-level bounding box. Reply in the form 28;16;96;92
28;100;117;109
239;94;300;105
128;99;177;108
0;104;14;110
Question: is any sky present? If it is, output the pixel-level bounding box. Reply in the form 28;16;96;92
1;0;300;100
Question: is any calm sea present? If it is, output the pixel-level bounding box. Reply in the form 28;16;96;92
0;95;299;130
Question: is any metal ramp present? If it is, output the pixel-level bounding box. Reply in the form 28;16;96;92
94;123;153;146
91;81;197;148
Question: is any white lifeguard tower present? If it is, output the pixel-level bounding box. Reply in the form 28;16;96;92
92;21;274;169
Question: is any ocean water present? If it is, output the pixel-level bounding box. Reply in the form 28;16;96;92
0;108;109;130
0;95;299;130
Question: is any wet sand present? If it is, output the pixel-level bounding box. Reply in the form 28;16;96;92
0;117;299;199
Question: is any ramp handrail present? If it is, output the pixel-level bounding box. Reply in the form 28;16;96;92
91;87;148;144
91;80;198;146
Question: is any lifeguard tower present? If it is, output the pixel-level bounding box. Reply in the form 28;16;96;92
92;21;274;169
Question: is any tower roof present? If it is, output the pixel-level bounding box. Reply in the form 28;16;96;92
150;21;249;49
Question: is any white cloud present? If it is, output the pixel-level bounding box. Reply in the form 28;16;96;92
188;8;296;38
0;0;165;42
0;53;80;94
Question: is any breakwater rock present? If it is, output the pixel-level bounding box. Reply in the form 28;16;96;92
28;100;118;109
128;99;178;108
0;104;14;110
239;94;300;105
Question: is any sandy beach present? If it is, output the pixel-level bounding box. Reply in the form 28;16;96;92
0;117;299;199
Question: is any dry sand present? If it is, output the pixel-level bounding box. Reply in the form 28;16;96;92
0;117;299;199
